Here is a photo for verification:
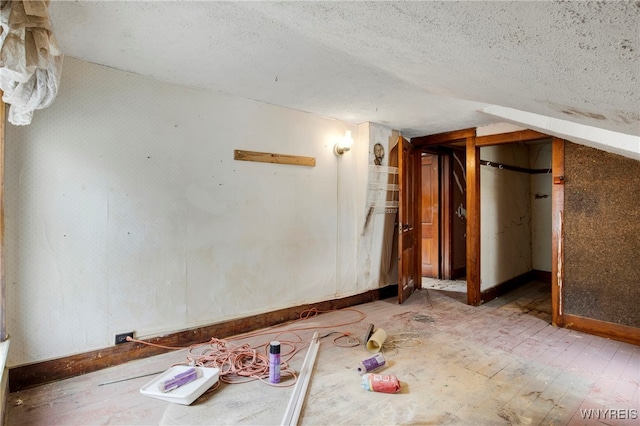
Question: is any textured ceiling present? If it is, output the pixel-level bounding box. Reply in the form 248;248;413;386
48;1;639;140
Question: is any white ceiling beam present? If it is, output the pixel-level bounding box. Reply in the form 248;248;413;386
480;105;640;161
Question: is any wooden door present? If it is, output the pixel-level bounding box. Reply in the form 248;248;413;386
440;149;467;280
421;154;439;278
450;148;467;278
398;136;421;304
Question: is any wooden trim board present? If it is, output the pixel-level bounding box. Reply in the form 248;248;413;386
9;286;397;392
551;138;565;327
563;313;640;346
466;134;481;306
475;130;549;147
1;94;7;426
532;270;552;283
479;270;551;305
480;271;538;304
0;93;5;342
411;128;476;147
234;149;316;167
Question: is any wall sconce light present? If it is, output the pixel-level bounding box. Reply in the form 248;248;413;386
335;130;354;155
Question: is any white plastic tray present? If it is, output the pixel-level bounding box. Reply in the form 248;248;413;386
140;366;219;405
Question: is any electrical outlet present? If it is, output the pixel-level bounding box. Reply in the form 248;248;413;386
115;331;134;345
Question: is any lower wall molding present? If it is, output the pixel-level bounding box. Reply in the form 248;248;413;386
532;270;552;283
480;270;551;304
479;270;640;346
9;285;397;392
11;278;638;392
563;313;640;346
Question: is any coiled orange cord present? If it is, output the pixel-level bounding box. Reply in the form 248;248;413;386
126;306;367;388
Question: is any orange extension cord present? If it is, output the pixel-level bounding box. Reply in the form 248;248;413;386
127;307;366;388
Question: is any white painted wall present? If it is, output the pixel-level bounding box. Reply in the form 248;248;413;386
476;122;526;137
356;124;399;290
530;143;552;272
480;145;533;290
8;57;560;367
477;124;552;279
4;58;374;366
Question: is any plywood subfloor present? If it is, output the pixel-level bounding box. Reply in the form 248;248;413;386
7;281;640;425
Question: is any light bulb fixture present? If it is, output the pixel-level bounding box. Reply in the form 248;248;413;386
335;130;354;155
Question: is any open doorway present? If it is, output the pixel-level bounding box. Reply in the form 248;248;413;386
477;139;553;319
411;129;555;313
420;147;468;301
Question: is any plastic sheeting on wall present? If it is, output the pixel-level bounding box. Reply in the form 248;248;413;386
0;0;62;125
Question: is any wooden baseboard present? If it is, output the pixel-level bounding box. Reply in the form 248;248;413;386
9;286;397;392
563;313;640;346
532;269;552;283
480;271;534;303
479;270;551;304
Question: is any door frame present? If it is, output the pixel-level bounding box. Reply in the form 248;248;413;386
411;129;564;325
413;129;477;303
437;147;467;281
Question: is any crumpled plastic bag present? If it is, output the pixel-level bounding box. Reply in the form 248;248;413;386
0;0;63;125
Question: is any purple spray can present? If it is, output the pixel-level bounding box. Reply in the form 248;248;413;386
269;341;281;383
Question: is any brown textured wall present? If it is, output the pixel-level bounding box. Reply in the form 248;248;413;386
564;142;640;327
